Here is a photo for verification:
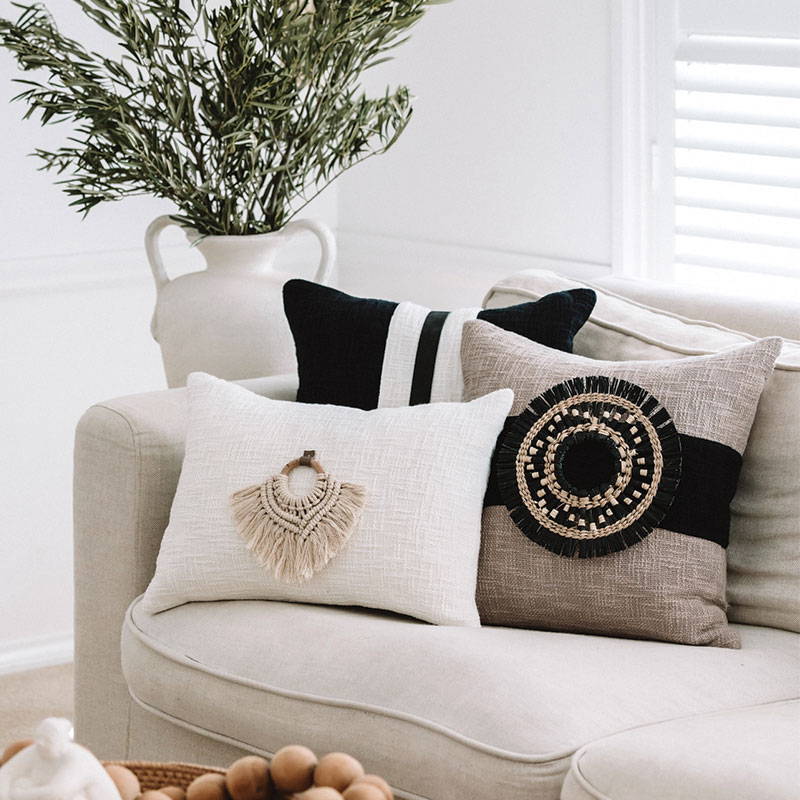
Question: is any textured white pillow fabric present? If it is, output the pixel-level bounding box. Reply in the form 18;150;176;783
141;373;513;626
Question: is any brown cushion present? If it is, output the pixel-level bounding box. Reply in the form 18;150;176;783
461;320;781;647
484;269;800;634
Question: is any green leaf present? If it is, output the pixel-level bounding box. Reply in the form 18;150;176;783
0;0;440;234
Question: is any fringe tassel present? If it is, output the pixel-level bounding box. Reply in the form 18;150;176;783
496;375;682;558
231;477;366;583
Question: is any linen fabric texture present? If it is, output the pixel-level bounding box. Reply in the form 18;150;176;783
461;320;781;647
141;372;513;626
282;278;596;409
485;270;800;634
123;598;800;800
560;700;800;800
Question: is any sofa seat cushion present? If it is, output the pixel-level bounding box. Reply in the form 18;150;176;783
122;598;800;800
560;700;800;800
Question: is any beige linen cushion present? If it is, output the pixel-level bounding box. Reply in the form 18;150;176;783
485;270;800;634
141;372;513;626
462;321;780;647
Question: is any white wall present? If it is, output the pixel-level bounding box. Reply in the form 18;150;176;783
0;278;165;673
336;0;614;307
0;1;169;672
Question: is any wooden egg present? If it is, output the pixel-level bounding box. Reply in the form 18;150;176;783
348;775;392;800
1;739;34;765
186;772;229;800
159;787;186;800
269;745;317;793
140;792;172;800
342;785;386;800
294;789;343;800
313;753;364;793
225;755;270;800
104;764;142;800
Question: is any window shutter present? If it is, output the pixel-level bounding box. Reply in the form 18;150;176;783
672;34;800;279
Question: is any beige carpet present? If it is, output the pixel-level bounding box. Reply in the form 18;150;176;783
0;663;74;745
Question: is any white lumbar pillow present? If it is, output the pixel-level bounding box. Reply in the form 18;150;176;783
141;372;513;626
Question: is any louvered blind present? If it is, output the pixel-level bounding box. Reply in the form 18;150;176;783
673;34;800;279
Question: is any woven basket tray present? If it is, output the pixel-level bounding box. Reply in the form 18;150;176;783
104;761;225;792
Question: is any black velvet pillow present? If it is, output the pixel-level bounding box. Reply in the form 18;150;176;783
283;279;596;410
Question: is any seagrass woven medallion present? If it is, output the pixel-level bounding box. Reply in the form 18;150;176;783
496;376;682;557
231;450;366;583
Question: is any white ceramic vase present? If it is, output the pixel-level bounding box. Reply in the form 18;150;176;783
145;216;336;387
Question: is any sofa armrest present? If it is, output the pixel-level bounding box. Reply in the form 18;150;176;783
73;373;298;756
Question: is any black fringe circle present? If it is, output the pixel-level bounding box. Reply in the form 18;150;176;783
496;376;682;558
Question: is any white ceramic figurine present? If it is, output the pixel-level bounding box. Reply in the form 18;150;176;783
0;718;119;800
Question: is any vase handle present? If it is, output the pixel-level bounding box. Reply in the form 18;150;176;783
145;215;181;292
145;215;183;340
282;218;337;286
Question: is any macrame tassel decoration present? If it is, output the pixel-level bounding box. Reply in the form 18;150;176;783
231;450;366;583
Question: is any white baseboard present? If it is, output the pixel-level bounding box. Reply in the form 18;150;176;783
336;230;610;308
0;634;74;677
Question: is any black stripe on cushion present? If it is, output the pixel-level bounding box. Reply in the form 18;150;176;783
409;311;449;405
284;280;398;410
661;435;742;549
484;420;742;549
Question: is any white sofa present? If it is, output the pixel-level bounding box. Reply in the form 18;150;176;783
73;274;800;800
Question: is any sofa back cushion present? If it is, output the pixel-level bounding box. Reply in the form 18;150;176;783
594;275;800;341
485;270;800;633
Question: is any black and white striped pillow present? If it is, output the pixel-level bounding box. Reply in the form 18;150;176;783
283;279;596;410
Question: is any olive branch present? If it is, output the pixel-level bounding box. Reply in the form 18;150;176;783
0;0;445;234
